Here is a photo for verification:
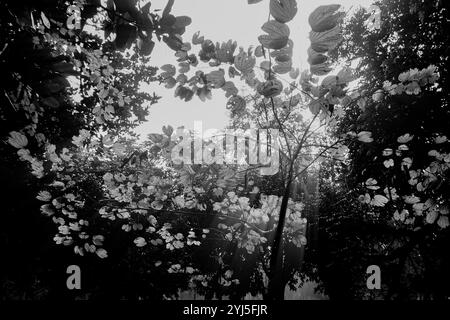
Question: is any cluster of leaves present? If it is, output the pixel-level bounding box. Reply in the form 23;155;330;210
5;0;354;290
5;119;310;298
157;0;304;108
151;0;379;299
310;0;450;300
6;0;442;301
356;66;449;230
0;0;194;299
306;5;345;76
1;0;194;151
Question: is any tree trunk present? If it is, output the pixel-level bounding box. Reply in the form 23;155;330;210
266;181;292;300
266;245;286;300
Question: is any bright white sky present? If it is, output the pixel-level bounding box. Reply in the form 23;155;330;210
135;0;373;138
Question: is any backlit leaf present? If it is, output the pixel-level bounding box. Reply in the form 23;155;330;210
270;0;298;23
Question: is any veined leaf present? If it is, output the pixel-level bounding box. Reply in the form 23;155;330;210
234;51;256;74
273;60;292;74
41;12;51;29
192;31;204;45
8;131;28;149
310;25;343;53
138;37;155;56
371;194;389;207
258;20;290;50
222;81;239;98
307;46;328;65
310;62;332;76
262;20;290;38
160;64;176;78
206;69;226;88
164;77;177;89
289;68;300;79
308;4;343;32
270;0;298;23
357;131;374;143
255;45;264;57
174;16;192;28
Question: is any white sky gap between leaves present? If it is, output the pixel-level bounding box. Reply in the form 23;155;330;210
136;0;373;138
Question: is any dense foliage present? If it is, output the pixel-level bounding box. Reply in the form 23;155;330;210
1;0;448;301
311;0;450;300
